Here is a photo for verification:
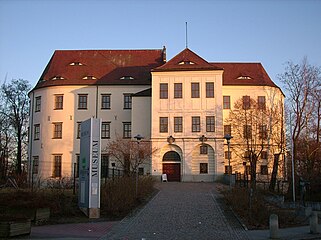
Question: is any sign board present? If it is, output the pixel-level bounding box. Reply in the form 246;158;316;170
78;118;101;218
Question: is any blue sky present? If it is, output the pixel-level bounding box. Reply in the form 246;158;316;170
0;0;320;88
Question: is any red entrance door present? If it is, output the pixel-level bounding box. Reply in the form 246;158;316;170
163;163;181;182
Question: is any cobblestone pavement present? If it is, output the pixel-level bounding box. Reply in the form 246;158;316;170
101;182;249;240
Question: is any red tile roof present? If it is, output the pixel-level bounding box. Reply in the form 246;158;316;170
153;48;223;72
34;49;165;89
212;63;278;88
33;48;280;92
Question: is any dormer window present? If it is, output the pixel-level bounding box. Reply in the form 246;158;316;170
83;76;97;80
51;76;64;80
120;76;134;80
237;76;252;80
69;62;83;66
178;61;195;65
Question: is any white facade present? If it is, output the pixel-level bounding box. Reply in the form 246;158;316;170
29;84;150;181
28;48;285;183
150;70;225;181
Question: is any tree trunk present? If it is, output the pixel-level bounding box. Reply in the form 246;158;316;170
269;154;280;191
250;155;257;189
16;131;22;174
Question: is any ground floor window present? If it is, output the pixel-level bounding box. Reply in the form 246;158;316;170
260;165;268;175
138;167;144;175
101;154;109;178
225;165;232;174
75;154;80;178
200;163;208;174
53;155;62;178
33;156;39;174
200;145;208;154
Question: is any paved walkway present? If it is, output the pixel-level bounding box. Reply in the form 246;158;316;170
20;182;321;240
102;182;249;240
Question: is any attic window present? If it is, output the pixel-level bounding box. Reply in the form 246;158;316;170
237;76;252;80
120;76;134;80
178;61;195;65
51;76;64;80
69;62;83;66
83;76;97;80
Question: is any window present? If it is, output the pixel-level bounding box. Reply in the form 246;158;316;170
53;155;62;178
75;154;80;178
200;145;208;154
54;94;63;110
223;96;230;109
123;122;131;138
35;96;41;112
191;83;200;98
33;156;39;174
78;94;88;109
225;151;232;159
259;125;267;140
261;165;268;175
258;96;266;110
51;76;64;80
101;122;111;139
225;165;232;174
120;76;134;80
160;117;168;133
160;83;168;99
174;83;182;98
101;94;111;109
206;82;214;98
200;163;208;174
101;154;109;178
261;151;268;159
82;75;97;80
124;94;132;109
224;125;231;136
77;122;81;139
53;122;62;139
138;167;144;175
206;116;215;132
243;125;252;139
192;116;200;132
70;62;83;66
244;151;251;159
174;117;183;132
34;124;40;140
243;96;250;110
245;166;251;175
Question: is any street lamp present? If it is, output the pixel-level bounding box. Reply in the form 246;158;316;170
224;134;233;189
134;134;144;198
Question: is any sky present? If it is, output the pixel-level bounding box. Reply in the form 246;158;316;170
0;0;320;89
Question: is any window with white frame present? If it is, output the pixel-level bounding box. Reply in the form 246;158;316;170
53;155;62;178
53;122;62;139
34;124;40;140
33;156;39;174
54;94;63;110
35;96;41;112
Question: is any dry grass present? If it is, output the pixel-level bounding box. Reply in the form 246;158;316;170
222;186;308;229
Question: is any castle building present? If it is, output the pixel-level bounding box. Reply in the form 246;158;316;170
28;47;284;182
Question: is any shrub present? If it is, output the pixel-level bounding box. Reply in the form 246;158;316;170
100;176;155;218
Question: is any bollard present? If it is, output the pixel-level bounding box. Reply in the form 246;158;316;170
269;214;279;239
310;211;319;234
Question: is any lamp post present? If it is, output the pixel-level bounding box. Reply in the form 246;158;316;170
224;134;233;189
134;134;143;198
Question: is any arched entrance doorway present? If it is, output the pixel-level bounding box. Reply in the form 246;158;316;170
162;151;181;182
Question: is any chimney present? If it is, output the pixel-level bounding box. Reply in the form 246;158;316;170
162;46;166;62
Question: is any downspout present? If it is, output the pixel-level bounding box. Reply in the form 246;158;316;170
95;85;98;118
28;91;34;188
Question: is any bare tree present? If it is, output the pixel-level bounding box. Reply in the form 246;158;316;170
0;79;31;175
225;95;284;189
278;57;321;196
105;136;156;175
